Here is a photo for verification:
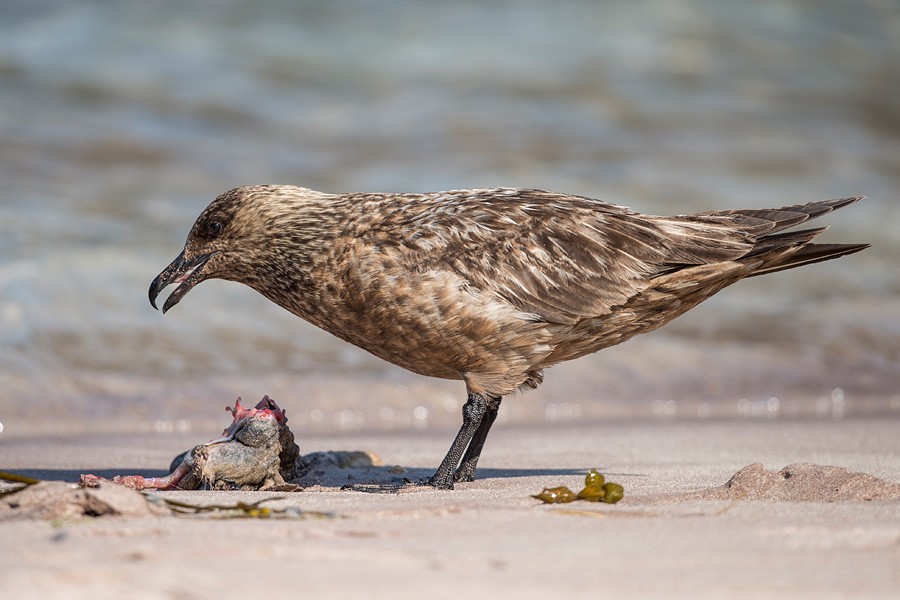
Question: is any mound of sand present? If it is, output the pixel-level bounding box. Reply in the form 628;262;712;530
641;463;900;504
0;482;168;520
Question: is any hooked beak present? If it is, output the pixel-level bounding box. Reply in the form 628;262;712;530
149;250;216;313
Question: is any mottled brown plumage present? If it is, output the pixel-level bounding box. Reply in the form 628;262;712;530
150;186;867;488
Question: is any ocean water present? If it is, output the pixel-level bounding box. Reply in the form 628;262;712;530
1;0;899;436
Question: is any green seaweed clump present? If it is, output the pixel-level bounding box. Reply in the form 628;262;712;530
0;470;40;499
533;469;624;505
532;485;578;504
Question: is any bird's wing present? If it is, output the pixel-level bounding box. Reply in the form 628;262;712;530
382;189;759;325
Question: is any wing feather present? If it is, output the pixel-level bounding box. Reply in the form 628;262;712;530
374;189;746;324
359;190;862;326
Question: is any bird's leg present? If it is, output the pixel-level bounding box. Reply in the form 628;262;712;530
454;394;501;483
427;392;490;489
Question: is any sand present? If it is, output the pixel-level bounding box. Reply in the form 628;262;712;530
1;416;898;599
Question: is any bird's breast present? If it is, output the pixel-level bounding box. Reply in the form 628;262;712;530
268;253;554;389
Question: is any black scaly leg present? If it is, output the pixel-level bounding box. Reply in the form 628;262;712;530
454;394;501;483
427;392;490;489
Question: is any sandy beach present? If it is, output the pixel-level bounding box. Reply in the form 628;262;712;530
2;416;898;600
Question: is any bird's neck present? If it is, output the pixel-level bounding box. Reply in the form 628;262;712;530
241;193;354;325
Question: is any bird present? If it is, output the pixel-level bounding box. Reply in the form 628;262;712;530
149;186;867;489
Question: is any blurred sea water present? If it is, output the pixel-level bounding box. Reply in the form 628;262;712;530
1;0;899;435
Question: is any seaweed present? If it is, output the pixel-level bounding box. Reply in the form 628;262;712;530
533;469;624;505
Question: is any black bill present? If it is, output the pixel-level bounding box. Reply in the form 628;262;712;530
148;250;215;313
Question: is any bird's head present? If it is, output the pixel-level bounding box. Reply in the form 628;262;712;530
149;185;333;313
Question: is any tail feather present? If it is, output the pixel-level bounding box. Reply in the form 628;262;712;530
702;196;865;235
697;196;867;277
746;227;829;257
746;242;869;278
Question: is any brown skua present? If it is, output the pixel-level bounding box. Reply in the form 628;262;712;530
149;186;867;489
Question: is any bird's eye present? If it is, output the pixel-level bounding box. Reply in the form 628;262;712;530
206;220;224;238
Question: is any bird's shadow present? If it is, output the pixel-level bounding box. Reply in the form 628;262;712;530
425;467;642;480
6;468;171;484
4;466;643;488
298;465;645;491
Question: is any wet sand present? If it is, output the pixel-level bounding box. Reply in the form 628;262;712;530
1;417;898;599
